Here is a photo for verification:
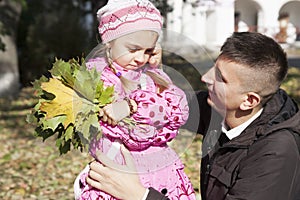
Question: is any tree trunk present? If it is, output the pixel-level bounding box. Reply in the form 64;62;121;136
0;0;22;98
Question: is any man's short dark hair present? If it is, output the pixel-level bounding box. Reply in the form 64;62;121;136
218;32;288;104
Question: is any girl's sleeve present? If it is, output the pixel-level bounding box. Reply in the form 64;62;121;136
98;68;189;150
130;85;189;129
120;83;189;148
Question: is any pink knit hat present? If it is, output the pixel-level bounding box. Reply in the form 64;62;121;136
97;0;163;43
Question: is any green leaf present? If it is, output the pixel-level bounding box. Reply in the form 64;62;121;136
34;127;56;141
26;112;37;124
50;58;76;87
41;115;66;131
59;140;71;155
64;125;74;141
99;86;114;106
73;68;97;101
29;57;115;154
32;75;49;96
75;110;101;141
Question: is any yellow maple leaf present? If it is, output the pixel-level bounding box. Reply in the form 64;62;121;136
40;78;91;128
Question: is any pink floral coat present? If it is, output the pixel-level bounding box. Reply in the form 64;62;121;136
74;57;196;200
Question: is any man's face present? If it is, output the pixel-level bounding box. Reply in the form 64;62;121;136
201;59;247;117
109;30;158;70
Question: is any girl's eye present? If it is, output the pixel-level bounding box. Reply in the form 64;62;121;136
128;47;142;53
129;48;138;53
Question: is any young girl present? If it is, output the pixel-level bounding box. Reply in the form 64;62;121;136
74;0;196;199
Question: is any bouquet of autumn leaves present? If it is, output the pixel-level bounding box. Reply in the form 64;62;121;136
27;58;114;154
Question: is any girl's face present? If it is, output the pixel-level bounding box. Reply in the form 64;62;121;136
108;30;159;70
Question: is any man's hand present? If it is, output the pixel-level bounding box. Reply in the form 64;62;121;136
86;145;147;200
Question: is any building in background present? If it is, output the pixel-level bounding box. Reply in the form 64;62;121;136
163;0;300;51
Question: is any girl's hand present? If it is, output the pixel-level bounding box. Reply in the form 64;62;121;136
86;145;147;200
149;43;162;68
102;100;130;126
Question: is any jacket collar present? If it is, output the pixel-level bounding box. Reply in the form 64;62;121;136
222;108;263;140
225;89;300;147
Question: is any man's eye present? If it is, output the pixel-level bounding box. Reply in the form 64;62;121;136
215;70;224;82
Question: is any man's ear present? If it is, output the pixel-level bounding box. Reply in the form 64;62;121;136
240;92;261;111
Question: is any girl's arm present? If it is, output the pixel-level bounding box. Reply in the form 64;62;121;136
119;82;189;148
100;82;189;150
129;84;189;130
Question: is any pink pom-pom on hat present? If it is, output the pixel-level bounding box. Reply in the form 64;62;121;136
97;0;163;43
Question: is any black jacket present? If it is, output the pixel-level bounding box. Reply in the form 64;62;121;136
146;89;300;200
200;89;300;200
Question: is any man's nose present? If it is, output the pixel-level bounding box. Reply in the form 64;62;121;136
201;68;214;85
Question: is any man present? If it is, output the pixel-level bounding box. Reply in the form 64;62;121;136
86;32;300;200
